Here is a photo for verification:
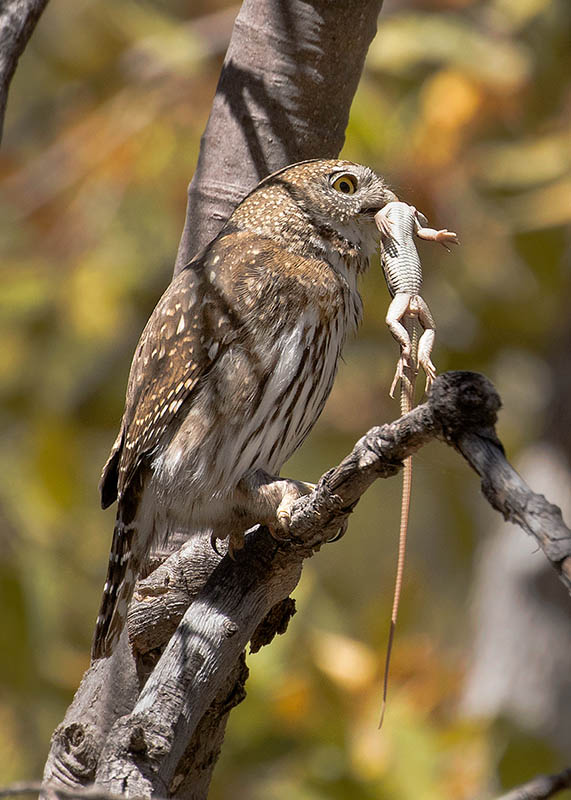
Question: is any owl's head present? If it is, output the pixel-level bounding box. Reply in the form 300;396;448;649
230;159;396;258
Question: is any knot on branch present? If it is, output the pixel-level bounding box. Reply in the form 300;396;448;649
50;722;98;784
105;714;173;762
359;426;412;475
429;371;502;444
129;726;148;755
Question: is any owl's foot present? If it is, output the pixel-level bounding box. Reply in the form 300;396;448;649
236;471;315;544
210;473;316;558
228;527;247;559
273;480;316;538
211;526;251;559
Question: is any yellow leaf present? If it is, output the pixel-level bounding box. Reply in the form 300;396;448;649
311;629;377;692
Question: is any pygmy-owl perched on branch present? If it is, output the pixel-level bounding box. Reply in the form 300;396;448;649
92;159;394;660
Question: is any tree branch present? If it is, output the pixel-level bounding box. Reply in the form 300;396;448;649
33;0;571;790
495;767;571;800
1;783;136;800
0;0;49;144
430;372;571;592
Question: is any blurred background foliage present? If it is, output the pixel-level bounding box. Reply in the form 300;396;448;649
0;0;570;796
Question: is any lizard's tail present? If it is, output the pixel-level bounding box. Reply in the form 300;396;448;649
380;323;416;728
379;454;412;727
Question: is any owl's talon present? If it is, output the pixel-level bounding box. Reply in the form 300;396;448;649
210;528;245;559
328;518;349;543
210;531;224;556
227;530;245;560
275;479;315;536
276;508;292;533
268;520;290;541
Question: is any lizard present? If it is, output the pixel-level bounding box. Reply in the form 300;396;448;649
374;200;459;726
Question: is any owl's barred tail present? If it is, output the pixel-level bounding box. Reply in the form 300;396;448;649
91;496;139;660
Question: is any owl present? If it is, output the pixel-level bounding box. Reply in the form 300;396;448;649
92;159;393;659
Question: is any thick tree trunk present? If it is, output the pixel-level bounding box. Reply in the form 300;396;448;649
174;0;383;271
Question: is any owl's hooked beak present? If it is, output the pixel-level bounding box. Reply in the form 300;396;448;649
359;189;399;217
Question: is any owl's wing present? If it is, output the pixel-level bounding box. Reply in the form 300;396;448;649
99;241;238;507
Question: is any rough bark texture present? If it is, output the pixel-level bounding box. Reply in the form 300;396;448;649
0;0;49;143
41;372;571;797
174;0;384;272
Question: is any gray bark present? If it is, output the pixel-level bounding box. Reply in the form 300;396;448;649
0;0;49;143
174;0;383;272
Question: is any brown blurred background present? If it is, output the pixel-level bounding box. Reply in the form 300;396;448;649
0;0;570;796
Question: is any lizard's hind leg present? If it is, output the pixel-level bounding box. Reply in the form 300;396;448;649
414;296;437;394
385;293;415;398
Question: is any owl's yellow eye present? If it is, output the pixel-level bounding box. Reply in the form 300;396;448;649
331;174;357;195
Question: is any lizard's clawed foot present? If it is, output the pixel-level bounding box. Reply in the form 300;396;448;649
417;226;459;251
420;357;437;395
389;367;401;399
389;353;414;398
374;206;395;240
432;229;459;251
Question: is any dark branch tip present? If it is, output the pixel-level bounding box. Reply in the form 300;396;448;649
55;722;98;780
250;597;296;653
429;371;502;441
